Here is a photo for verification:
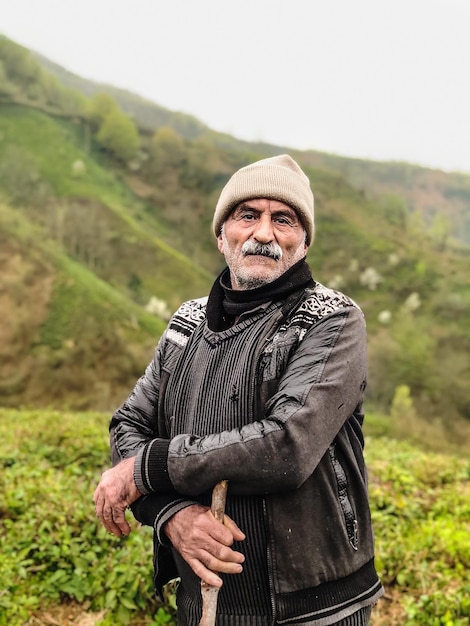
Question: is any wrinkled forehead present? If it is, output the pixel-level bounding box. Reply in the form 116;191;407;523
231;198;301;219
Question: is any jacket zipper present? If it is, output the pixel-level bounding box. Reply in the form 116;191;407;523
250;303;303;625
251;308;283;626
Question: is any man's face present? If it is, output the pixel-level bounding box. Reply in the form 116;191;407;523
217;198;308;290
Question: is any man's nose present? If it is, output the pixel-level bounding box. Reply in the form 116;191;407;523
253;215;275;242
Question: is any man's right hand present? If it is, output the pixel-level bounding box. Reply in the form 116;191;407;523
164;504;246;587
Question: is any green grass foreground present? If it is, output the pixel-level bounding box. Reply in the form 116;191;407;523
0;408;469;625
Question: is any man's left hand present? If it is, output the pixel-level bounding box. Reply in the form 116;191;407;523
94;457;141;537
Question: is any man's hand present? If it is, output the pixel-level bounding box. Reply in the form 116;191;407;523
94;457;141;537
164;504;246;587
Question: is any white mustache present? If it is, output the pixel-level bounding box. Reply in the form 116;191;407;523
241;240;283;261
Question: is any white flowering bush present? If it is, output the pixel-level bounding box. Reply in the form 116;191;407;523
328;275;344;290
388;253;400;267
145;296;171;320
348;258;359;273
404;292;421;312
378;310;392;324
359;267;382;290
71;159;86;177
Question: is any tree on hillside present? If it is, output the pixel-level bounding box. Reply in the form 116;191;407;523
0;37;39;89
40;72;86;115
149;126;185;167
96;107;140;162
61;200;112;271
148;126;185;185
86;92;117;129
367;308;438;413
428;213;452;251
86;92;140;162
183;138;223;192
0;36;86;114
380;193;408;228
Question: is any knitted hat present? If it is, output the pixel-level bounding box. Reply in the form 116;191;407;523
213;154;314;244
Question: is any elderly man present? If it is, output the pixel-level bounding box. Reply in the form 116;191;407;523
94;155;383;626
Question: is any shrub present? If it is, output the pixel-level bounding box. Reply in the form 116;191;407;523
1;409;469;625
0;408;174;625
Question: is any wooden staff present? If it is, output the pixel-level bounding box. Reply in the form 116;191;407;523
199;479;228;626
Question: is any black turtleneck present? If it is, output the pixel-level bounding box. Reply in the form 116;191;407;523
206;258;315;331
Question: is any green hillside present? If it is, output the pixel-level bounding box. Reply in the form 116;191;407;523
0;35;469;438
0;105;213;306
1;30;470;626
1;408;469;625
0;102;213;409
301;151;470;246
31;37;470;248
33;50;209;139
0;201;168;409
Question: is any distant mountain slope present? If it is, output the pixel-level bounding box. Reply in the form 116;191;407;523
0;37;468;427
31;42;470;247
301;151;470;246
34;51;210;139
0;105;213;309
0;201;166;409
0;105;213;409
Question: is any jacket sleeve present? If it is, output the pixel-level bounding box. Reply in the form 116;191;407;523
136;306;367;497
110;335;164;465
110;329;197;529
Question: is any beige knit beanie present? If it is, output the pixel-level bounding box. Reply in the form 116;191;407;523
213;154;314;244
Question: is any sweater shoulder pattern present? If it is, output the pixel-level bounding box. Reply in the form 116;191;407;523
166;297;208;347
283;281;361;338
165;283;360;348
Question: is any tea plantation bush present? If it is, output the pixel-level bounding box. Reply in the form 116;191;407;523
366;438;470;625
0;408;469;625
0;409;166;625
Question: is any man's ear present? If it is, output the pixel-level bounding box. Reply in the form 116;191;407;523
217;233;225;254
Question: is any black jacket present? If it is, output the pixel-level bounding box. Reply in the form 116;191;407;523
110;282;383;624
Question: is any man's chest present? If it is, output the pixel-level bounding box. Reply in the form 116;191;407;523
162;319;273;437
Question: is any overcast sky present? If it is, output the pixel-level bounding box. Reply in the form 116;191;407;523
2;0;469;173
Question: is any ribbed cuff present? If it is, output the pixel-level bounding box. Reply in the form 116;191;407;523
134;438;172;494
155;499;198;547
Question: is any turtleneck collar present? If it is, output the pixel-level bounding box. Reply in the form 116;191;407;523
206;258;315;331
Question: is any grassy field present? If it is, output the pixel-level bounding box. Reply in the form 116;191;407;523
0;408;469;626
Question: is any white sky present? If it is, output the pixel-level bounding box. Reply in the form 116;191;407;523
2;0;470;173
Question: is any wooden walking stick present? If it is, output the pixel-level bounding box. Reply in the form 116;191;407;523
199;479;228;626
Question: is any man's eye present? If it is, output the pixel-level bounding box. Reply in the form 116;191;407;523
274;217;293;226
